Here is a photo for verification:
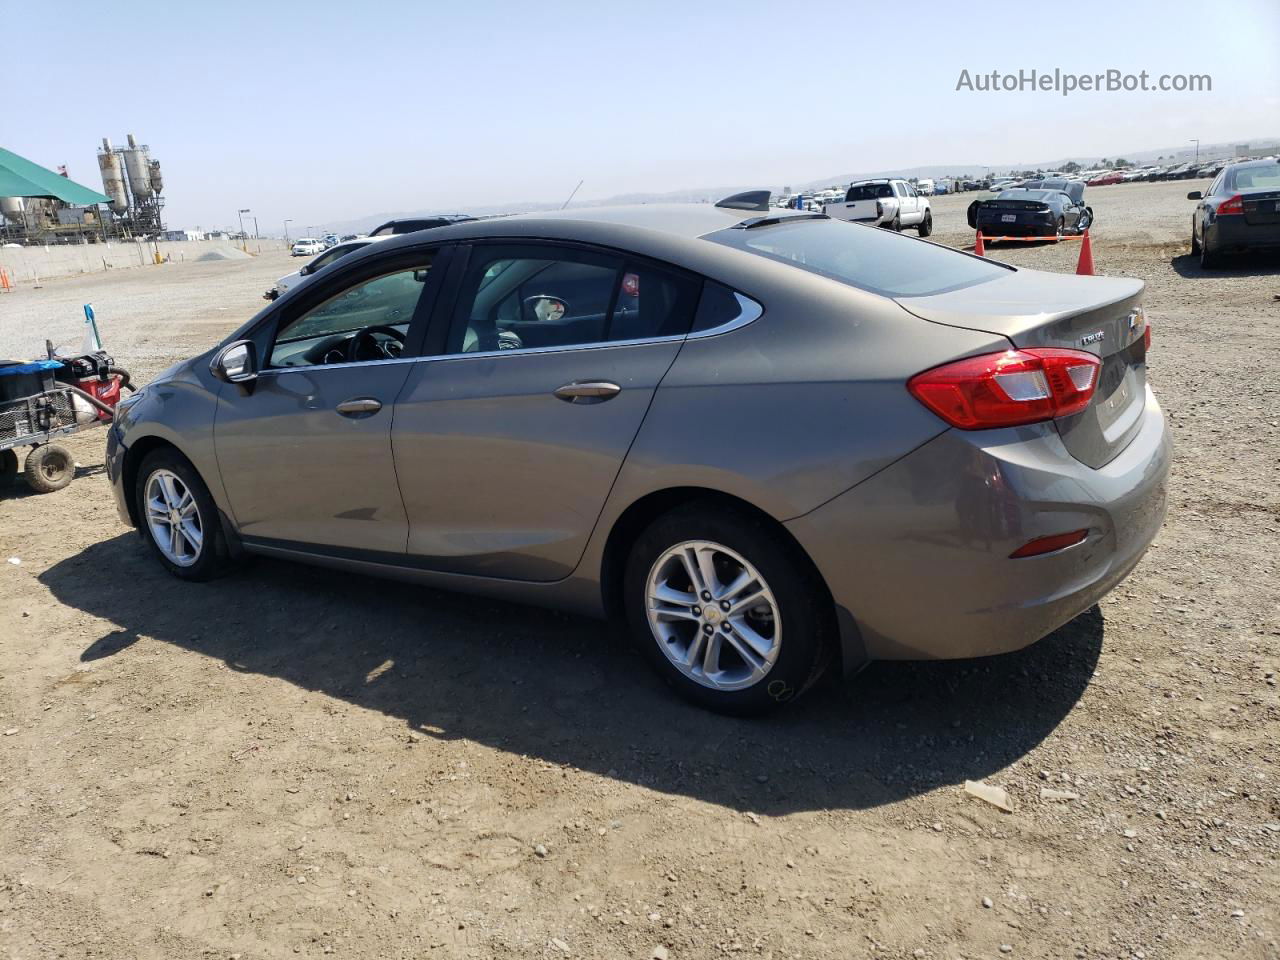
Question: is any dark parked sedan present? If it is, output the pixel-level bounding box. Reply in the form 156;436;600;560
968;182;1091;239
1188;159;1280;267
106;199;1169;714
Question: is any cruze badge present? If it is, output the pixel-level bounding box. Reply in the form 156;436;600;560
1080;330;1106;346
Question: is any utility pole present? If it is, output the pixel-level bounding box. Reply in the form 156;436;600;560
284;219;293;243
237;208;250;252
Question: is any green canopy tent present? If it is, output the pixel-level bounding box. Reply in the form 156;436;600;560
0;146;110;205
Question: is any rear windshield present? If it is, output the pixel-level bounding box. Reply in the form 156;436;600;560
706;218;1010;298
1230;163;1280;190
997;190;1055;201
846;183;893;201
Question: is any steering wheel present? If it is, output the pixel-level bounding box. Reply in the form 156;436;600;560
346;324;406;363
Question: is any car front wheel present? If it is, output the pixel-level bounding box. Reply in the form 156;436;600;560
135;449;230;581
623;503;832;715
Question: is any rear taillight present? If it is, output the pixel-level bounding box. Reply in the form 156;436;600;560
1217;194;1244;215
1144;323;1152;352
908;348;1102;429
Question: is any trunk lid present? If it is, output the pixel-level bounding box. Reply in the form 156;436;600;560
1242;189;1280;226
896;268;1148;468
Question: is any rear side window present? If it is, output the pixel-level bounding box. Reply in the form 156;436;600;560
706;218;1010;298
444;245;700;355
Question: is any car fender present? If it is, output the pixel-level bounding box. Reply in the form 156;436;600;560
114;356;229;520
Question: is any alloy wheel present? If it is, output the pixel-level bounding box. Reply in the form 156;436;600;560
645;540;781;691
145;469;203;567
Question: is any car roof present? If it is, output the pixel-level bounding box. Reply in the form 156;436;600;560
419;203;819;242
1225;158;1279;170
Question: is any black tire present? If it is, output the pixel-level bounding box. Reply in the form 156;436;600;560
1199;228;1221;269
889;214;902;232
622;501;834;716
134;448;231;581
917;211;933;237
0;449;18;490
1189;220;1201;255
1055;217;1065;239
23;444;74;493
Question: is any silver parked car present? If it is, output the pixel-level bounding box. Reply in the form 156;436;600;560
106;197;1169;714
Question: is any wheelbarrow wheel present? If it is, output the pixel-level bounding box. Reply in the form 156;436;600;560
0;449;18;489
24;444;75;493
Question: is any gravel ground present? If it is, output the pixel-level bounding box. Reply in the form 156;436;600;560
1;180;1278;960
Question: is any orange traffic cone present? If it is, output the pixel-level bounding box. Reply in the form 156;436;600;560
1075;229;1095;276
974;231;985;256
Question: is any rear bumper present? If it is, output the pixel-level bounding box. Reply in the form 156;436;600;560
787;386;1170;661
1208;215;1280;250
977;218;1056;237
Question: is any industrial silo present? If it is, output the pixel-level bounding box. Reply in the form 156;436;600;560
122;134;153;200
0;196;24;225
148;159;164;194
97;139;129;214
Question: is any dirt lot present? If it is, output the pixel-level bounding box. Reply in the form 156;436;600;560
2;180;1278;960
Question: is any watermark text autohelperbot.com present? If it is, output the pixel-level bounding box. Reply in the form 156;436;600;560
956;68;1211;96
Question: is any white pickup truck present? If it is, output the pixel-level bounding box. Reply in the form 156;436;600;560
823;178;933;236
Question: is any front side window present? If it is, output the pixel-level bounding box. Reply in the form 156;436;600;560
269;261;434;367
309;242;364;271
444;245;699;355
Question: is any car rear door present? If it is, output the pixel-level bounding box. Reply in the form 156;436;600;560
214;246;448;555
390;241;701;581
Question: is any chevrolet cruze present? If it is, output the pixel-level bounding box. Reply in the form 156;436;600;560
107;197;1169;714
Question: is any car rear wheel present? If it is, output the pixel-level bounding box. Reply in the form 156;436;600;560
23;444;74;493
135;449;230;581
917;211;933;237
1190;220;1201;255
623;502;833;715
1199;228;1221;269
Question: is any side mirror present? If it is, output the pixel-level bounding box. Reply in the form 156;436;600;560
210;340;258;390
524;295;568;323
1187;191;1202;200
299;264;312;276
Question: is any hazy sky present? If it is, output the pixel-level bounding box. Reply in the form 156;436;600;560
7;0;1278;231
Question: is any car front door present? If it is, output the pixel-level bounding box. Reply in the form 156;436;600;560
390;241;701;581
214;247;446;554
897;182;918;222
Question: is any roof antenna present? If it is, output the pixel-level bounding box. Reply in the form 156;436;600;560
560;179;584;210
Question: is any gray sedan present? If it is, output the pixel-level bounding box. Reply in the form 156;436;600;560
106;200;1169;714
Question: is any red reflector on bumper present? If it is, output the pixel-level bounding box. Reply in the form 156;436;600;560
1009;529;1089;558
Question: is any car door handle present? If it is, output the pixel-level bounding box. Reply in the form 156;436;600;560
553;381;621;404
335;397;383;417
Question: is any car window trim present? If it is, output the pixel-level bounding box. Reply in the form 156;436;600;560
254;290;764;375
255;243;453;370
424;238;710;359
